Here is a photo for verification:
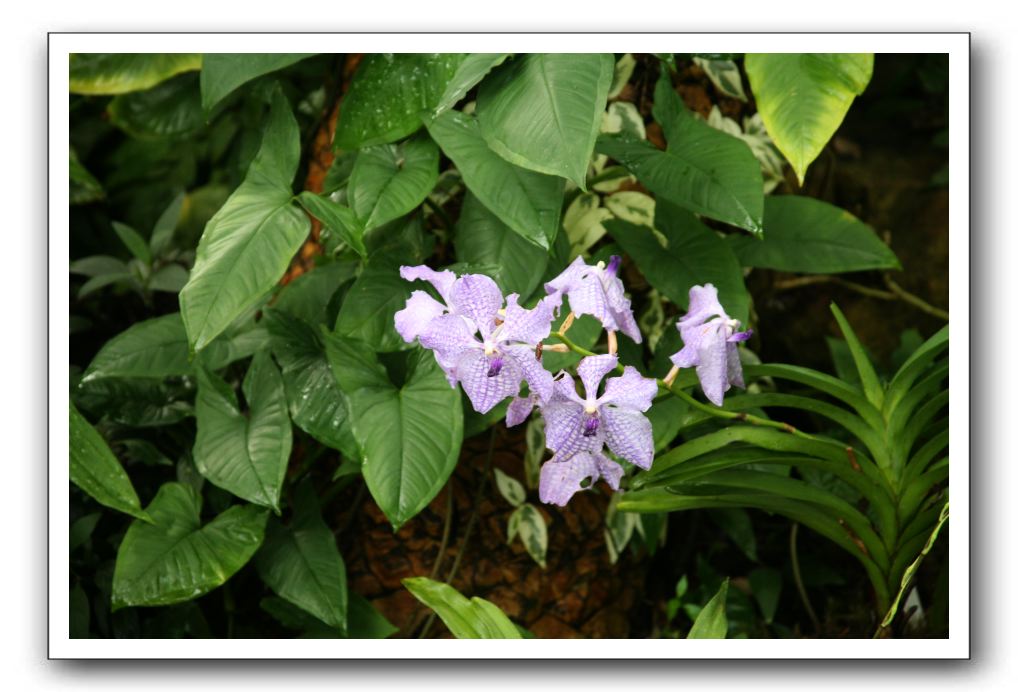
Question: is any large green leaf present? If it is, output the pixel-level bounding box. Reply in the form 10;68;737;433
476;53;614;188
69;53;202;95
180;88;309;352
333;254;415;353
596;74;763;234
112;482;268;609
726;196;900;273
402;577;522;639
431;53;511;118
107;73;204;139
454;192;549;300
193;352;292;511
687;579;729;638
81;313;192;383
427;110;564;250
256;481;348;633
334;53;467;150
744;53;874;183
326;338;463;530
296;192;367;258
69;403;150;522
606;202;749;324
348;136;439;231
264;310;358;458
271;259;358;327
200;53;317;114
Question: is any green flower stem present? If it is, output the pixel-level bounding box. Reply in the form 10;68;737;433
550;329;820;442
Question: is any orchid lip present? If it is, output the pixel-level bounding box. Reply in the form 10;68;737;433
486;355;504;377
581;413;600;437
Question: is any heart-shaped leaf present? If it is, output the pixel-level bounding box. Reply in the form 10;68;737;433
348;136;439;231
112;482;268;609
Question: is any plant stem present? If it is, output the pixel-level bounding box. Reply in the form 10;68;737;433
791;523;822;635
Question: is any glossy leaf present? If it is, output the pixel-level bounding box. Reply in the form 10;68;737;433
402;577;522;639
606;203;748;324
69;53;202;95
193;352;292;511
256;481;348;633
432;53;511;118
494;468;526;507
264;310;357;458
200;53;317;114
348;136;439;231
81;313;190;383
426;110;564;250
687;579;729;638
454;192;549;300
112;482;268;609
271;260;358;327
830;302;885;408
296;192;367;258
745;53;874;183
326;338;463;530
69;403;150;522
477;53;614;188
333;255;415;353
334;53;466;150
726;196;900;273
180;88;309;351
107;73;204;139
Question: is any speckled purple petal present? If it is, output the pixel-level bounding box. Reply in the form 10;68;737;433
539;452;600;506
566;271;616;330
602;406;654;469
595;453;624;490
726;342;746;390
498;294;554;346
502;344;554;403
544;256;588;302
455;349;522;414
394;290;448;343
601;270;643;344
543;398;603;457
400;265;457;304
551;372;586;407
602;366;658;412
680;283;725;327
419;314;477;362
695;322;730;406
506;395;536;427
576;354;619;400
450;274;503;339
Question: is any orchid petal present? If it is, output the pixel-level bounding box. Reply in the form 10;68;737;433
602;406;654;469
539;452;600;507
602;366;659;412
576;354;619;400
456;349;522;414
394;290;448;343
400;265;457;303
450;274;503;338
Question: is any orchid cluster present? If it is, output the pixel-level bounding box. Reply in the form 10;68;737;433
394;256;751;507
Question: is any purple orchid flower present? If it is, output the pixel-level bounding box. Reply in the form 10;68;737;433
393;265;458;344
544;255;642;344
536;354;658;506
404;272;555;414
669;283;753;407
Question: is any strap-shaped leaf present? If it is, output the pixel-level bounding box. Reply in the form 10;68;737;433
69;403;151;522
180;87;309;351
256;481;348;633
830;302;885;409
477;53;614;189
200;53;317;114
193;351;292;511
402;577;522;639
426;110;564;250
743;363;883;430
112;482;268;609
326;338;463;530
348;136;439;231
745;53;873;183
884;325;948;416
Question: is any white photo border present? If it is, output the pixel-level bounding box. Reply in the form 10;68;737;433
49;32;969;659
